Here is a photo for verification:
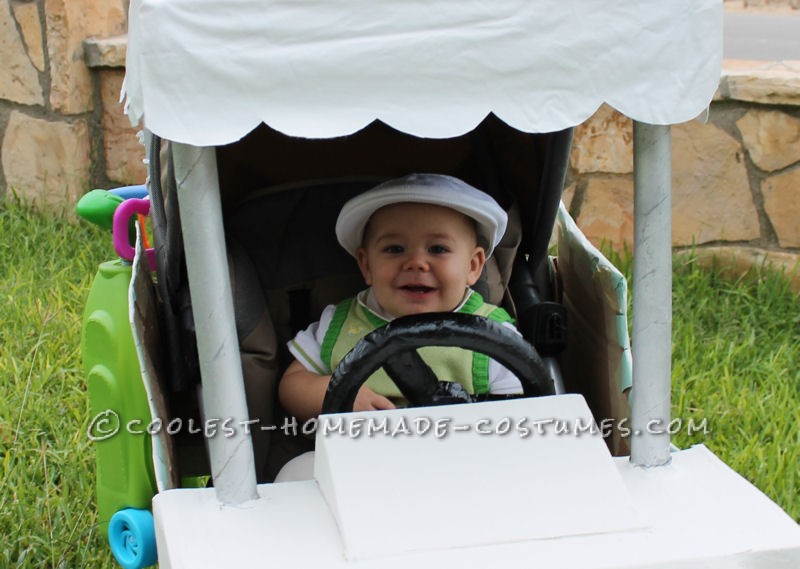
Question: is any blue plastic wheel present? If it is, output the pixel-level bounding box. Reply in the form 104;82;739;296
108;508;158;569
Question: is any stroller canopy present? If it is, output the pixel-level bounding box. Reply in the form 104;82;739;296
124;0;722;145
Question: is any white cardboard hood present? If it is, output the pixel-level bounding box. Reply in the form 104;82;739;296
124;0;723;145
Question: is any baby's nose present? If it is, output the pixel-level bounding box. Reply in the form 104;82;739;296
403;250;429;270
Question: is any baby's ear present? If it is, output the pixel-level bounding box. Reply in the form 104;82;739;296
356;248;373;285
466;246;487;285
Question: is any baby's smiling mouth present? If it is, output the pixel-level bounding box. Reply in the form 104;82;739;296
401;284;435;294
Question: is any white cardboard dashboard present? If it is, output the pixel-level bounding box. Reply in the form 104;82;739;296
314;395;643;560
153;394;800;568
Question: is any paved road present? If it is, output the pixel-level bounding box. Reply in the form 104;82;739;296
724;10;800;60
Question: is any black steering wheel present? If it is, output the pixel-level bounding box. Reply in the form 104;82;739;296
321;313;555;414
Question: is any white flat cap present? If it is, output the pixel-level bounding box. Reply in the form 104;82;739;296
336;173;507;258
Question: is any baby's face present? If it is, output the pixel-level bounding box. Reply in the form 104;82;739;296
356;203;486;317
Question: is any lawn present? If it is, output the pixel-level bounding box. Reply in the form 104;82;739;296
1;201;114;567
1;199;798;567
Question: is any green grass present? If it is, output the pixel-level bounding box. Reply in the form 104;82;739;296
606;247;800;523
0;199;115;567
1;198;798;567
669;253;800;521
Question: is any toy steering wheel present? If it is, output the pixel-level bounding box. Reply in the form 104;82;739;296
321;313;555;414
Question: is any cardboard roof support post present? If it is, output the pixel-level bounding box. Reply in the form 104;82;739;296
631;123;673;467
172;142;258;505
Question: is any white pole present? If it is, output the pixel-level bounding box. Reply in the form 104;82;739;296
172;143;258;503
630;122;672;468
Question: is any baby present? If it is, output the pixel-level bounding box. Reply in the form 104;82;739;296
278;173;523;420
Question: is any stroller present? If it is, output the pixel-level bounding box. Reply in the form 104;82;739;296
79;0;800;567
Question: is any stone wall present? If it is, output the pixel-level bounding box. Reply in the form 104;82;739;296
0;0;142;206
565;60;800;287
0;3;798;285
723;0;800;11
736;0;799;9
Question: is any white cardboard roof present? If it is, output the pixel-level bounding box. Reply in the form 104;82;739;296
124;0;723;145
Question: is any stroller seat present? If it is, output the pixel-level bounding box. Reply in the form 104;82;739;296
226;175;524;480
147;116;572;483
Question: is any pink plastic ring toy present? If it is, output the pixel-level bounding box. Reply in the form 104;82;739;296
112;198;156;270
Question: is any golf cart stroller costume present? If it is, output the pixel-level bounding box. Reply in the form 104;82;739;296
79;0;800;567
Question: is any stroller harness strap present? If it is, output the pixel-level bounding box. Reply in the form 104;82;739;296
320;290;514;399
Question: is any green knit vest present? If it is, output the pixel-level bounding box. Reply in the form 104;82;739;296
320;290;514;399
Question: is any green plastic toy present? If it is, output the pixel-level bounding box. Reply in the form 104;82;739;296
76;190;125;230
83;260;157;528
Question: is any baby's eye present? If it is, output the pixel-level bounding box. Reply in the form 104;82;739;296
428;245;450;254
383;245;404;254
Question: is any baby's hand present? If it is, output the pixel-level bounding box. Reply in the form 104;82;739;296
354;386;396;412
